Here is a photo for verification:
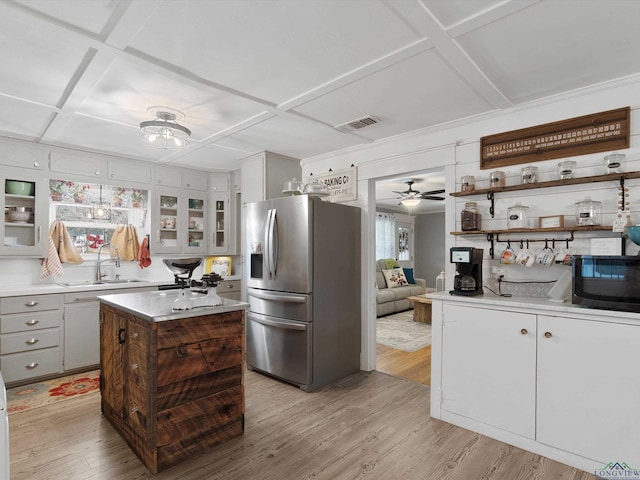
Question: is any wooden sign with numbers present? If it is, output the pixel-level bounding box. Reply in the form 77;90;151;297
480;107;630;169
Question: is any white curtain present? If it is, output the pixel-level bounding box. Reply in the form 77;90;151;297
376;212;396;260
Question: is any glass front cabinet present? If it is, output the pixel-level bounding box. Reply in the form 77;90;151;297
1;173;47;256
210;192;229;253
153;187;208;255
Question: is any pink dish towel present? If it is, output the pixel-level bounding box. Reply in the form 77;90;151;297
40;237;64;279
138;236;151;269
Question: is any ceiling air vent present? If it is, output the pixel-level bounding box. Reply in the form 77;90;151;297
334;115;381;132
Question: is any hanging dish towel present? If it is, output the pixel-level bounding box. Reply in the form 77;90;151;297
49;221;83;264
111;225;140;261
40;237;64;279
138;236;151;268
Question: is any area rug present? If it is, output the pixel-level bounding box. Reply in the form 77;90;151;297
376;310;431;352
7;369;100;414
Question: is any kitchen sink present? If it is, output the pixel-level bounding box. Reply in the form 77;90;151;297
59;279;148;287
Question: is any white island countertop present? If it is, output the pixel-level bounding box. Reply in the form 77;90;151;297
98;290;248;322
425;291;640;323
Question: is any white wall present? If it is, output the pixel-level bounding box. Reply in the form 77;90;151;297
301;73;640;371
415;212;446;288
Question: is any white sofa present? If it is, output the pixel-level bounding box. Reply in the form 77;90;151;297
375;259;427;317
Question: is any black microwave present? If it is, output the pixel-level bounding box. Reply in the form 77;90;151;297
572;255;640;313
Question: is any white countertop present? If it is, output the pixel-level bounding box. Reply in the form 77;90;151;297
0;274;242;298
426;291;640;323
98;290;248;322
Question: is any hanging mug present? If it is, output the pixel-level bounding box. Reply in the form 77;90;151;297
500;245;515;264
536;246;555;267
515;247;535;268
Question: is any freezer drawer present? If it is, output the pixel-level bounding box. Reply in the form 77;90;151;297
247;288;311;322
246;312;311;386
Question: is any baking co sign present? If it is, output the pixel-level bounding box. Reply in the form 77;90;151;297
306;166;357;202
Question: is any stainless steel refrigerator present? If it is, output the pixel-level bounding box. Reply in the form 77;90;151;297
246;194;361;392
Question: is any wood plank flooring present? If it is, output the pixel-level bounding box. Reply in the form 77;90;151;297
8;369;595;480
376;343;431;385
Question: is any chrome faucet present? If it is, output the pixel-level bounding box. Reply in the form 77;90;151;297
96;243;121;282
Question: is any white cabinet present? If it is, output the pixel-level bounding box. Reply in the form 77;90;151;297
232;169;241;191
211;173;229;192
0;294;63;385
441;304;536;438
153;187;208;254
240;151;300;205
183;170;209;191
63;293;100;371
155;166;182;188
210;192;230;253
218;279;241;301
108;159;153;184
1;173;47;256
0;142;45;170
49;151;104;178
537;315;640;466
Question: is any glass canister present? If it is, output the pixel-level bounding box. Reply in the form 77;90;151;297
461;175;475;192
435;271;445;292
489;170;506;188
507;202;529;229
557;160;577;180
575;197;602;226
461;201;481;231
604;153;624;175
520;165;539;184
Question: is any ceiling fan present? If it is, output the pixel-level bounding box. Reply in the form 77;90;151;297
393;180;445;206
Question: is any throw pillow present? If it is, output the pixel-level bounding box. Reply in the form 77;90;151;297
384;258;399;269
403;267;416;284
382;268;408;288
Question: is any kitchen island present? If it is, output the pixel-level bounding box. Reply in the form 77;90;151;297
428;291;640;475
98;290;247;473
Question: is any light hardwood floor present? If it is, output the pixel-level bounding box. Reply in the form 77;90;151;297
376;343;431;385
8;369;594;480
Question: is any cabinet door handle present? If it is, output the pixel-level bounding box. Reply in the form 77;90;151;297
225;284;234;289
520;328;528;335
26;362;39;369
37;226;41;243
26;319;39;326
25;301;39;307
25;338;39;345
118;327;126;344
544;331;553;338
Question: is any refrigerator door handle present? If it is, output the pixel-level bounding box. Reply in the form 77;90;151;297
248;290;307;303
264;208;274;279
249;314;307;331
271;208;279;277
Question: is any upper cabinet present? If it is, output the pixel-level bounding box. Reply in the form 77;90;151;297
241;152;301;205
154;166;182;188
210;192;230;254
183;171;209;191
49;151;104;178
0;143;45;171
1;173;47;256
211;173;229;192
153;187;208;255
108;160;153;184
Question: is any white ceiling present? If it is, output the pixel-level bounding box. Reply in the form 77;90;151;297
2;0;640;181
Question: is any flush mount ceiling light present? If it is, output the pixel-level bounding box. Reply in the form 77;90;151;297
140;107;191;149
91;185;111;221
400;197;421;207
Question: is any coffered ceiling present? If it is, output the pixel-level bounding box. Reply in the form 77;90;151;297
2;0;640;173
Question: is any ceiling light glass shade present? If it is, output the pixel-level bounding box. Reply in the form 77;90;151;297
401;197;421;207
140;111;191;149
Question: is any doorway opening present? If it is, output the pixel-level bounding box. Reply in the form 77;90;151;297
373;171;446;386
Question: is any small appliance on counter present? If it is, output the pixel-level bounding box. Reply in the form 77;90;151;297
450;247;483;296
161;257;223;310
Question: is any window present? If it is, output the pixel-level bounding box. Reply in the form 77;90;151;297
375;212;396;260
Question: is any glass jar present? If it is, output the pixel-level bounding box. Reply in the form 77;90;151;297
604;153;624;175
520;165;539;184
461;175;475;192
575;197;602;226
507;202;529;229
489;171;506;188
461;202;481;231
557;160;577;180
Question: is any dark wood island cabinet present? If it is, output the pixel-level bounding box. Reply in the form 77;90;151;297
98;291;246;473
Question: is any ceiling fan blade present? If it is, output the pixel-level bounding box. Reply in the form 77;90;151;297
420;196;445;201
421;189;445;195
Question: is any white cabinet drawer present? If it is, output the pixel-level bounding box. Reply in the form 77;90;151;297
219;280;241;292
0;347;61;384
0;310;60;333
1;294;61;314
1;328;59;354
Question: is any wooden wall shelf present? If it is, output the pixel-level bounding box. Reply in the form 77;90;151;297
451;171;640;197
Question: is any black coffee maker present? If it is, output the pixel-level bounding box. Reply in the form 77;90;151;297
450;247;483;296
